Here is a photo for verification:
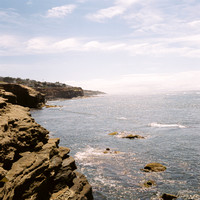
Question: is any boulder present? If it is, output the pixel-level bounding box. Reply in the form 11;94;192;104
161;193;178;200
141;163;166;172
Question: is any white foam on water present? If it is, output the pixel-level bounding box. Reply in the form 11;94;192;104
116;117;127;120
149;122;186;128
115;131;145;139
74;146;123;163
75;147;103;161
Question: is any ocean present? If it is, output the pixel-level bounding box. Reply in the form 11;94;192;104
31;93;200;200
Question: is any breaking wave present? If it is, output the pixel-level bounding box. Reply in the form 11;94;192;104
149;122;186;128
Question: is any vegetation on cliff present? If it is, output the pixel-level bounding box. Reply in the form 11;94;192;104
0;76;105;100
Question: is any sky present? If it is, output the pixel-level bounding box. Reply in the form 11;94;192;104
1;0;200;94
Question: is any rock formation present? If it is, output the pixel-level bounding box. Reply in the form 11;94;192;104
142;180;156;188
161;193;178;200
141;162;167;172
36;87;84;100
0;83;45;108
0;76;105;100
0;87;93;199
0;89;17;104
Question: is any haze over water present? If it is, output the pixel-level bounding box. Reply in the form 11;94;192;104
31;92;200;200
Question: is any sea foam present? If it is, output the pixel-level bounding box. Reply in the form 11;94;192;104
149;122;186;128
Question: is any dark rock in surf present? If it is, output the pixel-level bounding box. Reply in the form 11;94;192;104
122;134;144;139
161;193;178;200
142;180;156;188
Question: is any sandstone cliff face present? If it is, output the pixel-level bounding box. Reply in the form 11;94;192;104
0;83;45;108
0;93;93;199
36;87;84;100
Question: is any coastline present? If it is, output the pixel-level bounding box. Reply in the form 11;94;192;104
0;84;93;200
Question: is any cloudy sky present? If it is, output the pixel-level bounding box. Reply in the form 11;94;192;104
1;0;200;94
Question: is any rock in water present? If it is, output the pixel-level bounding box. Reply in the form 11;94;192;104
161;193;178;200
108;132;118;136
0;97;93;199
142;180;156;188
141;162;167;172
122;134;144;139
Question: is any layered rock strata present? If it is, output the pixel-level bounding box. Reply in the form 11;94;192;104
0;83;45;108
35;87;84;100
0;96;93;200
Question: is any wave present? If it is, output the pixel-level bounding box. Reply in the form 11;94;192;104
149;122;186;128
75;146;122;162
75;147;103;161
116;117;127;120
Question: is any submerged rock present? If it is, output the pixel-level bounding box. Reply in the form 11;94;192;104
161;193;178;200
45;105;62;108
142;180;156;188
108;132;118;136
103;148;110;154
141;163;167;172
103;148;120;154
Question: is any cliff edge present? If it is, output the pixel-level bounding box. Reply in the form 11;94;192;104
0;87;93;199
0;83;45;108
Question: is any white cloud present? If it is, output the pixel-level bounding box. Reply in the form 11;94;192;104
46;4;76;18
123;8;163;30
87;0;140;22
87;6;126;22
67;71;200;95
83;40;126;51
0;35;20;48
1;33;200;58
188;20;200;29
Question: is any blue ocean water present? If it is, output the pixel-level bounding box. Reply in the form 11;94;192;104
31;93;200;200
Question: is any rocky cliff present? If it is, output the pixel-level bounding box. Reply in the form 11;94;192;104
0;88;93;199
0;77;105;100
0;83;45;108
36;87;84;100
0;77;84;100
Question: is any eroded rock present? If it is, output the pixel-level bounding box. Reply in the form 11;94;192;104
0;83;45;108
0;97;93;200
141;162;167;172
